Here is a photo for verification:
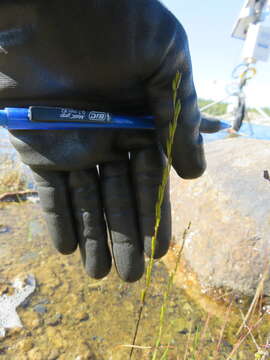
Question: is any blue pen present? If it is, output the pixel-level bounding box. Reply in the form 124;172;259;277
0;106;155;130
0;106;231;132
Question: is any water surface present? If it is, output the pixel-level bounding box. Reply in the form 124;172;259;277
0;202;269;359
0;123;270;359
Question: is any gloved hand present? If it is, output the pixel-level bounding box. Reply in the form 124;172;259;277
1;0;206;282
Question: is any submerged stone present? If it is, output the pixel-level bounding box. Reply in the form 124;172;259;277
33;304;47;314
0;226;10;234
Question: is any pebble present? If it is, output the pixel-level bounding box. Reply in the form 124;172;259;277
182;303;193;313
31;319;41;329
28;348;43;360
91;336;104;342
57;355;66;360
0;285;11;296
174;318;189;334
45;313;62;327
38;298;50;305
48;349;60;360
46;328;66;348
20;297;32;309
75;312;89;322
0;225;10;234
17;338;33;352
75;344;94;360
6;327;23;337
263;305;270;314
23;312;41;329
33;304;47;314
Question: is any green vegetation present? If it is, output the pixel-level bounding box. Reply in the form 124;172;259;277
198;98;270;118
249;107;270;116
263;108;270;116
198;98;228;116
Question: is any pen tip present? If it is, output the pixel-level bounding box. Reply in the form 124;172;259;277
220;121;232;130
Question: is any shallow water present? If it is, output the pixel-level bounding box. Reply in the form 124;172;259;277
0;124;270;359
0;202;269;360
203;121;270;143
0;129;34;192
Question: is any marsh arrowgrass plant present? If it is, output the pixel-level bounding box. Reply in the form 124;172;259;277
130;71;182;359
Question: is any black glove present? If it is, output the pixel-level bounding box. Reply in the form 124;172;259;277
1;0;206;282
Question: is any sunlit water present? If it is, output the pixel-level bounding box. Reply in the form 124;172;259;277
0;123;270;359
1;202;269;360
203;121;270;143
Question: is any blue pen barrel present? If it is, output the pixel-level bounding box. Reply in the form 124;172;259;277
0;107;155;130
0;110;7;127
0;108;30;128
0;106;231;132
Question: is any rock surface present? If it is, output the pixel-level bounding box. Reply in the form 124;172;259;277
170;137;270;296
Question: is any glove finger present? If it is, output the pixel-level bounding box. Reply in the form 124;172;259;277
100;160;144;283
32;169;78;254
130;145;171;259
69;169;111;279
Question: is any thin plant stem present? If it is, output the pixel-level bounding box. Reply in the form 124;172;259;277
183;321;193;360
236;264;268;337
194;313;212;360
160;345;170;360
239;309;260;351
129;71;182;359
151;224;190;360
225;315;265;360
192;326;202;359
212;300;233;360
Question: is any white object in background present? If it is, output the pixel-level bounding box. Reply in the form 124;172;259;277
242;23;270;61
227;96;239;114
0;275;36;337
232;0;269;40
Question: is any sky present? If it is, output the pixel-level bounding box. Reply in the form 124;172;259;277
163;0;270;108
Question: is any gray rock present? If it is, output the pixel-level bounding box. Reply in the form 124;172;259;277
33;304;47;314
0;226;10;234
170;137;270;296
